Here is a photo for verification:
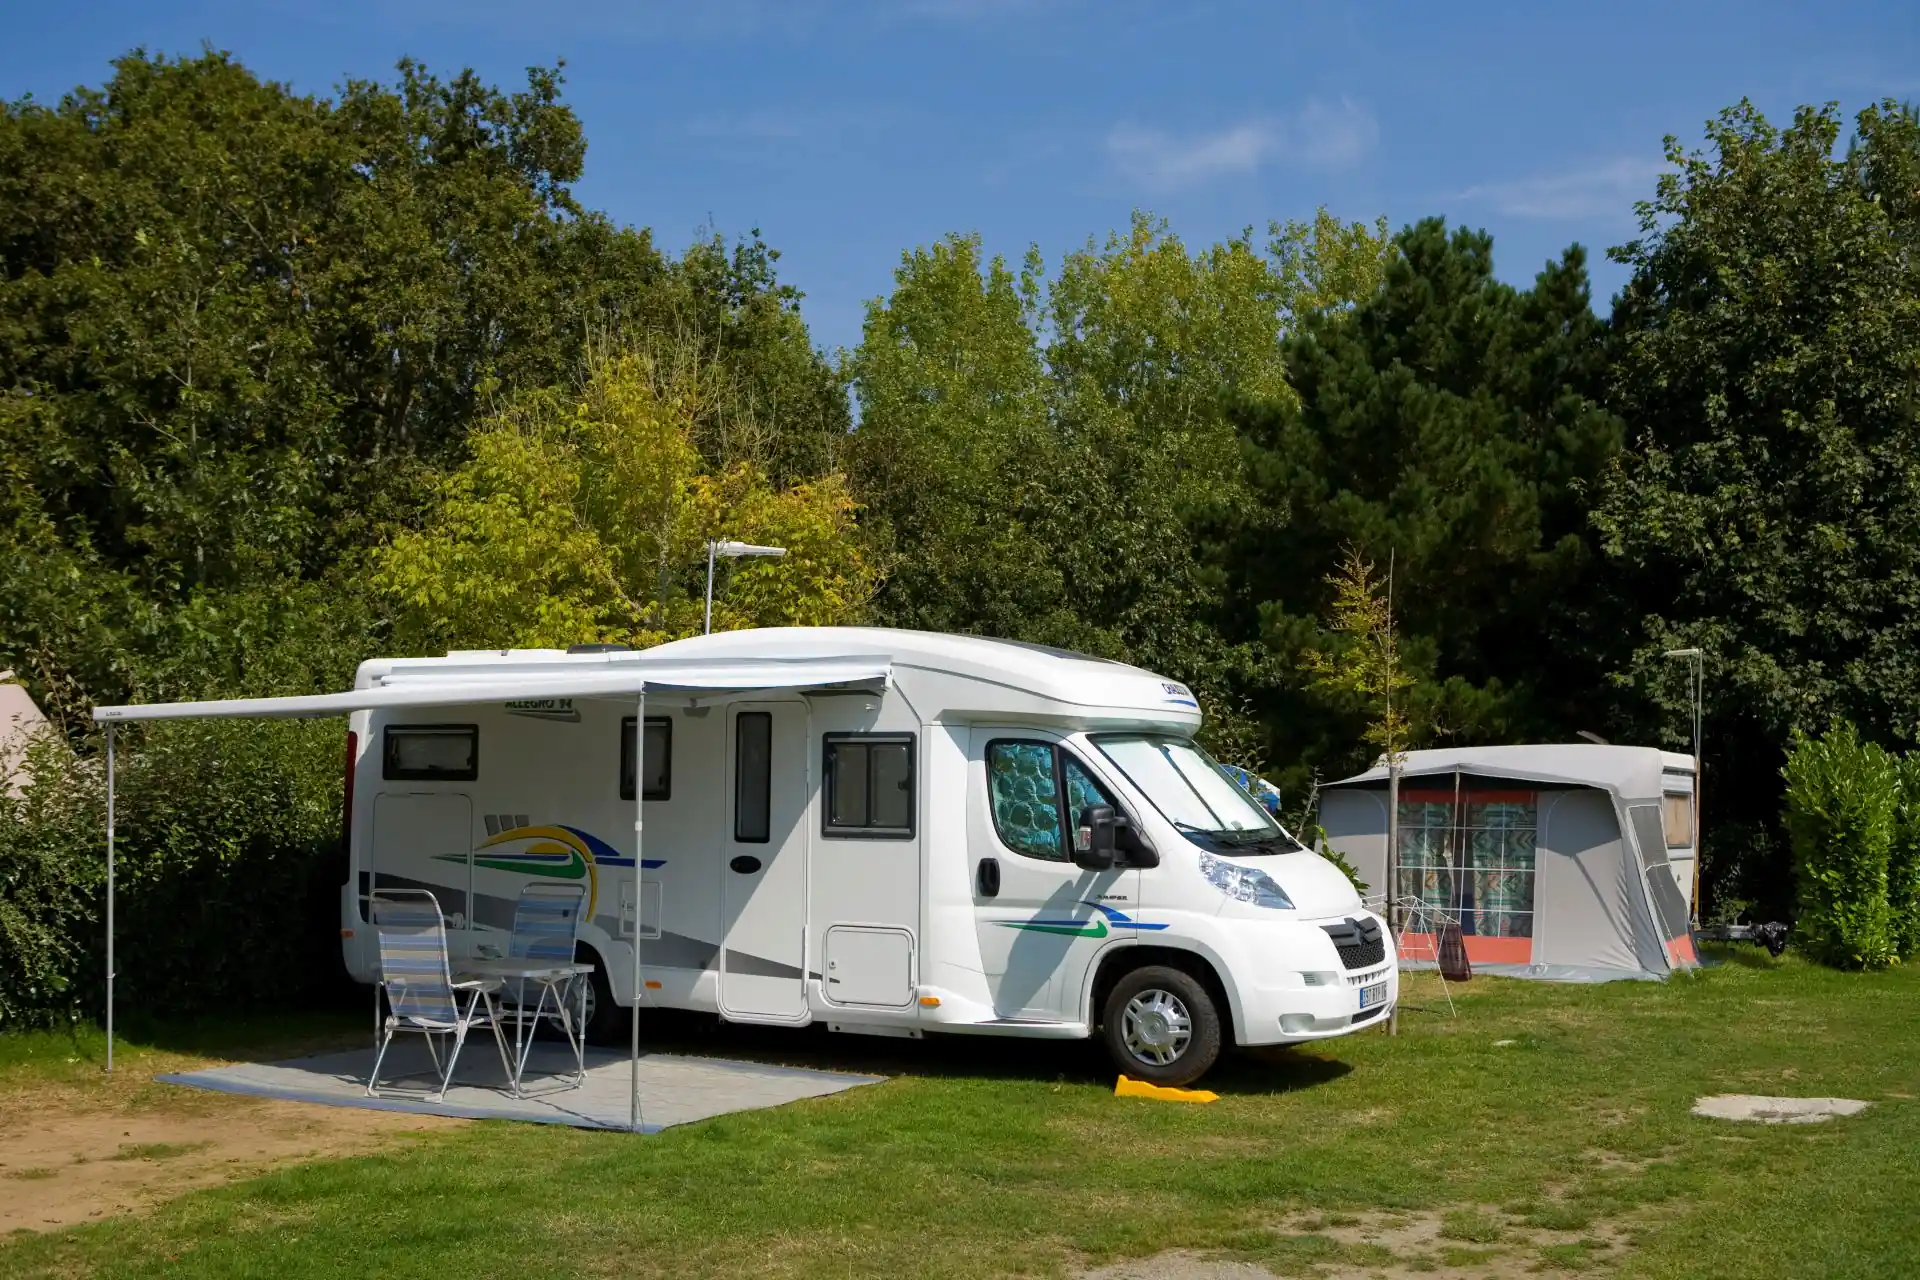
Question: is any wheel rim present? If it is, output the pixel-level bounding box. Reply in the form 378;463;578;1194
578;976;597;1029
1121;988;1192;1066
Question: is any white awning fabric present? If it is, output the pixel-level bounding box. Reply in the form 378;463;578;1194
90;650;892;1130
91;657;892;723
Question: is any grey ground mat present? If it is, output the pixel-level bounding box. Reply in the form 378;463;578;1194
159;1040;886;1132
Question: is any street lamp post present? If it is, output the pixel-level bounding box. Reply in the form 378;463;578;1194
1663;647;1705;924
704;540;788;634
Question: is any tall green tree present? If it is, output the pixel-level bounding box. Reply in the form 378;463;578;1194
373;349;873;653
0;50;843;719
1596;99;1920;913
847;211;1393;762
1232;219;1621;793
843;234;1069;643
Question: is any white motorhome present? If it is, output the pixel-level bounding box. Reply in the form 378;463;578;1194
340;628;1396;1084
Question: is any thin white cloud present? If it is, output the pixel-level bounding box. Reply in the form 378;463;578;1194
1107;97;1378;191
1451;158;1666;220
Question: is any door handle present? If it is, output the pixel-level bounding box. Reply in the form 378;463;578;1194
729;855;763;875
977;857;1000;899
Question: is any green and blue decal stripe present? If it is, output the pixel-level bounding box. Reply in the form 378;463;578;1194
998;902;1169;936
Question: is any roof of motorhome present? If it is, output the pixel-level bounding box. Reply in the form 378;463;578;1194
1326;743;1694;803
376;627;1201;720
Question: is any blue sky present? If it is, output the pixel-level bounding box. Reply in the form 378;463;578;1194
7;1;1916;356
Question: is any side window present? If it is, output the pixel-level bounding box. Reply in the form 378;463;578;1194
1662;791;1693;849
823;734;915;838
734;712;772;843
987;741;1066;861
1064;756;1117;822
383;725;478;781
619;717;673;801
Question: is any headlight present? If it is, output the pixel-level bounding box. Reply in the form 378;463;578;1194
1198;851;1295;909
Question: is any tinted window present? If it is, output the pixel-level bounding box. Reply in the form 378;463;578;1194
619;717;673;801
383;725;477;781
823;735;914;838
735;712;771;843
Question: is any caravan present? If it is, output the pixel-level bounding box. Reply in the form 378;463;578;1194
340;628;1395;1085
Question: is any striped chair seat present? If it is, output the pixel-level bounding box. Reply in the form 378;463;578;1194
368;890;511;1101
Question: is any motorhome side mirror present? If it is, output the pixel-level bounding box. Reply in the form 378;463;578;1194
1074;805;1120;870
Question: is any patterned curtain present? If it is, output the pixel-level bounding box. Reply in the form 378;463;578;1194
1394;800;1456;920
1395;793;1539;937
1465;799;1537;938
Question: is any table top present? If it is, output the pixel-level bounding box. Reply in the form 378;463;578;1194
455;958;594;981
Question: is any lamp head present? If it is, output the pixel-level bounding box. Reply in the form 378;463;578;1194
711;540;787;559
1662;648;1703;659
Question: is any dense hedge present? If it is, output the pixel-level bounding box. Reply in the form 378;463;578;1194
1782;724;1899;969
0;718;353;1030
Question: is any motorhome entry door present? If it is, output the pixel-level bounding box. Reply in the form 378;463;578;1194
719;702;810;1022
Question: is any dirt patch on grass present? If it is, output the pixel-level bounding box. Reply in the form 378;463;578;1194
0;1086;459;1233
1081;1254;1298;1279
1080;1204;1646;1279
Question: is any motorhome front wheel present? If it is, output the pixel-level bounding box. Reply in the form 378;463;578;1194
1101;965;1221;1087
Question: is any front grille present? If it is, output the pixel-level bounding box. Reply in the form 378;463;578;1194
1352;1005;1386;1024
1347;966;1390;987
1322;916;1386;970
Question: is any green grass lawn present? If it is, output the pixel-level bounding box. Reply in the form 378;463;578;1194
3;948;1917;1279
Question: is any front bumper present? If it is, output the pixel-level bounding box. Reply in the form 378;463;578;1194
1222;911;1399;1045
1234;960;1398;1044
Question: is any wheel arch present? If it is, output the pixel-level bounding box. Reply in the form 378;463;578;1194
1086;942;1237;1047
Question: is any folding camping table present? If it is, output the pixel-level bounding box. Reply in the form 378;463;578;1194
455;957;594;1097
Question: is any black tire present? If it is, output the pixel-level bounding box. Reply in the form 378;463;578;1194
577;946;629;1047
1100;964;1222;1087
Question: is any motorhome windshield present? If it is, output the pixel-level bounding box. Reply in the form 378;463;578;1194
1093;735;1301;851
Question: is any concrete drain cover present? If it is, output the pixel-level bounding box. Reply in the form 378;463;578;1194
1692;1095;1870;1124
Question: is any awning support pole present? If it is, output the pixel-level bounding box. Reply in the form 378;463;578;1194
641;687;656;1136
105;723;115;1073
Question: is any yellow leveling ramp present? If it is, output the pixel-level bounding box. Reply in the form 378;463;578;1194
1114;1075;1219;1103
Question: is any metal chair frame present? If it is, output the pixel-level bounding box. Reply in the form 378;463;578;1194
368;889;513;1101
496;882;591;1094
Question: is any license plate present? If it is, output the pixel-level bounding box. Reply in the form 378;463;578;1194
1359;981;1388;1009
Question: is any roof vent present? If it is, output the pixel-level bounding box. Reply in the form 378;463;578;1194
566;643;631;654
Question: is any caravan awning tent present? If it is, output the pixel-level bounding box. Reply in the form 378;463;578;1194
90;652;891;1130
1319;745;1699;982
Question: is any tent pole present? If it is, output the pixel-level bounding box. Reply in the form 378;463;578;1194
105;723;115;1074
1385;753;1399;1038
1691;657;1704;927
641;690;656;1128
370;736;380;1051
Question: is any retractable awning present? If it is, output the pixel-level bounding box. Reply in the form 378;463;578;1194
91;656;892;722
88;652;891;1132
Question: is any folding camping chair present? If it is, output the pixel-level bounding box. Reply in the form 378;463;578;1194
368;890;514;1101
494;882;591;1091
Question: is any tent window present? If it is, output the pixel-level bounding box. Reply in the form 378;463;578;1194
383;725;478;781
1395;791;1537;939
823;734;914;838
1630;804;1693;947
734;713;772;843
619;717;673;801
1662;792;1692;848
